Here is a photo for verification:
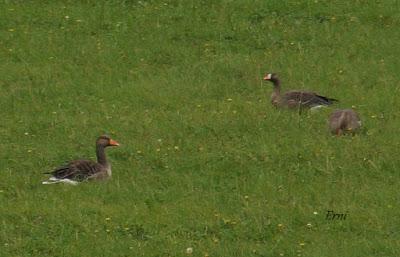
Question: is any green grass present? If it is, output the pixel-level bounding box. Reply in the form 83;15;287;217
1;0;400;256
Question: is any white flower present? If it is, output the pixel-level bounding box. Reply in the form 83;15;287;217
186;247;193;254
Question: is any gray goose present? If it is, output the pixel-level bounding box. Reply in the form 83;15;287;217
263;73;338;110
328;109;361;136
42;135;119;185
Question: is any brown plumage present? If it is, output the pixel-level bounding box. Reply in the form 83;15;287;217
328;109;361;136
263;73;338;110
42;135;119;185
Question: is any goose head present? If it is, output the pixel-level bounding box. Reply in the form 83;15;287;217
263;73;279;83
96;135;120;148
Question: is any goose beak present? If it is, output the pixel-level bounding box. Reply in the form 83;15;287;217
109;139;120;146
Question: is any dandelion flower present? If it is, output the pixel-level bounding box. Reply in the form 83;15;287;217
313;211;318;215
65;15;70;19
186;247;193;254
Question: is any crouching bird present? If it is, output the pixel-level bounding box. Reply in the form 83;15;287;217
42;135;120;185
328;109;361;136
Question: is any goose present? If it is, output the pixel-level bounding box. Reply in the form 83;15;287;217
263;73;338;110
42;135;120;185
328;109;361;135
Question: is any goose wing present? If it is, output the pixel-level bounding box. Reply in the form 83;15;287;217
284;90;338;107
49;159;102;181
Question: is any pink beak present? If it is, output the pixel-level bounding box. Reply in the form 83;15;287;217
109;139;120;146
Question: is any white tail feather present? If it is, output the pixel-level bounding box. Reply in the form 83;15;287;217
42;177;79;185
310;105;326;112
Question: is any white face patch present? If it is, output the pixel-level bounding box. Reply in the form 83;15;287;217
264;73;272;80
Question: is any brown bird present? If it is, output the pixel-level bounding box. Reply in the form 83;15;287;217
42;135;120;185
263;73;338;110
328;109;361;136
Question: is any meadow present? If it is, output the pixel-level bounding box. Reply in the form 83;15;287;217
1;0;399;256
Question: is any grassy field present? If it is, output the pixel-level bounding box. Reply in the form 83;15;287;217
1;0;400;256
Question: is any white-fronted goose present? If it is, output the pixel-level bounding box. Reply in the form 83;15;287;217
42;135;120;185
328;109;361;135
263;73;338;110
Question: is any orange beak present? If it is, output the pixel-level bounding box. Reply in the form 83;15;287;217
109;139;120;146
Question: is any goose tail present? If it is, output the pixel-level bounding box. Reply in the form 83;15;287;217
42;177;79;185
317;95;339;105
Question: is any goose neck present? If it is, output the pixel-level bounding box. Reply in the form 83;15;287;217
271;78;281;90
96;145;108;166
